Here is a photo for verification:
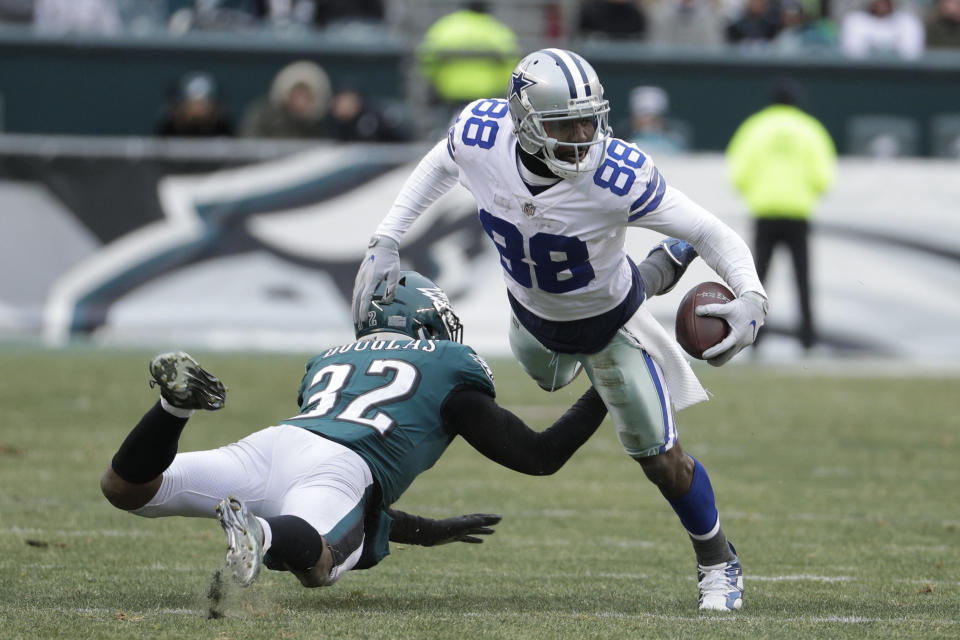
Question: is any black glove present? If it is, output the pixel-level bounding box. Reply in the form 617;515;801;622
386;509;501;546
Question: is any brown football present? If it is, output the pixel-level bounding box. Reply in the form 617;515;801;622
675;281;734;359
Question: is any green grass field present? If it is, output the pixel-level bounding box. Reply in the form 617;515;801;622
1;348;957;639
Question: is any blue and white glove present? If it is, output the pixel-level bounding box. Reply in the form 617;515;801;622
646;238;698;294
698;291;769;367
351;235;401;326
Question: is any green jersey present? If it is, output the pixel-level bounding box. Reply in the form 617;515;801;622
279;338;496;506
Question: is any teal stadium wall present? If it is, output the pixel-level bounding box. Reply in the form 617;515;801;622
1;31;960;154
0;30;407;137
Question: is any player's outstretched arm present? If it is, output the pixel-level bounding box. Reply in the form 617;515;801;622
385;509;501;546
351;140;459;325
443;387;608;475
351;234;401;324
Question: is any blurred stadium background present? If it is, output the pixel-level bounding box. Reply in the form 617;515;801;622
1;0;959;363
2;4;960;637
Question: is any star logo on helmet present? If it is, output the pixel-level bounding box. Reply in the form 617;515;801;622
509;71;535;100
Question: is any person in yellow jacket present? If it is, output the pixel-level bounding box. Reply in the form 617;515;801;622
726;79;836;352
417;2;520;109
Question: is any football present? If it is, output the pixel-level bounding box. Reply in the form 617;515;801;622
675;281;734;359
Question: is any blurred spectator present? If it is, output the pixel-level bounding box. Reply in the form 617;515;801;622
726;0;782;44
726;79;836;352
772;0;839;50
251;0;383;29
327;88;413;143
0;0;32;24
240;60;331;138
121;0;168;33
168;0;258;33
312;0;382;27
840;0;924;58
846;113;919;156
156;71;235;137
925;0;960;48
579;0;647;39
34;0;121;34
647;0;725;48
417;2;519;108
626;86;690;155
252;0;317;29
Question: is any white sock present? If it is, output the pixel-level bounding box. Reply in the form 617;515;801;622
160;396;195;419
256;516;273;554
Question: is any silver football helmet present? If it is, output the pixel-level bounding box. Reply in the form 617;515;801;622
507;48;611;179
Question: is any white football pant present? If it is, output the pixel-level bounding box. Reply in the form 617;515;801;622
133;424;373;584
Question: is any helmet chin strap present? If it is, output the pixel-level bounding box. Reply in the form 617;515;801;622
520;130;600;180
518;145;558;179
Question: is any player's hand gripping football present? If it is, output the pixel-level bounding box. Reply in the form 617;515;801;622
352;235;401;326
698;291;768;366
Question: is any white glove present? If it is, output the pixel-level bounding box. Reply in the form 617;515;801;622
351;235;401;326
698;291;768;367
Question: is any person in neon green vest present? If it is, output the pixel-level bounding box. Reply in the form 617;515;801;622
418;2;520;108
726;78;836;352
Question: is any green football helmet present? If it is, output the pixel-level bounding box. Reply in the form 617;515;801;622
355;271;463;343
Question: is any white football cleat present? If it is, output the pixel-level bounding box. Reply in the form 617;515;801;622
697;543;743;611
216;496;264;587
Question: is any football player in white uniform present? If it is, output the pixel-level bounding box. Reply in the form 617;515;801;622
352;48;768;611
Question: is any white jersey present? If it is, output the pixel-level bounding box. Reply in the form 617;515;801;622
377;98;765;324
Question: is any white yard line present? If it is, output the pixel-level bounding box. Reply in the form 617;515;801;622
747;575;854;582
4;526;155;538
52;606;960;625
370;566;960;586
25;563;955;588
64;607;202;616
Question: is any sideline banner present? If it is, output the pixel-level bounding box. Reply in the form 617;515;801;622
2;135;958;361
0;136;490;352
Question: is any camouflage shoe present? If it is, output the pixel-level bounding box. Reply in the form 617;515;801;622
149;351;226;411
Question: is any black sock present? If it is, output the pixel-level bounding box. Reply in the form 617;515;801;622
262;515;325;572
111;401;188;483
691;526;735;566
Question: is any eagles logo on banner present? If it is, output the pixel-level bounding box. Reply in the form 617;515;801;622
34;143;488;347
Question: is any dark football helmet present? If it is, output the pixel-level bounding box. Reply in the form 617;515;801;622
355;271;463;343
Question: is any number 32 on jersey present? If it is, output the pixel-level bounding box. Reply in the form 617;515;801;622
289;359;419;436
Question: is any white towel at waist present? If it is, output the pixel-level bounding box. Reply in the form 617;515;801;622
620;304;708;410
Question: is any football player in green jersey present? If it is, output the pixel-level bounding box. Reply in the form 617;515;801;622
101;271;616;590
